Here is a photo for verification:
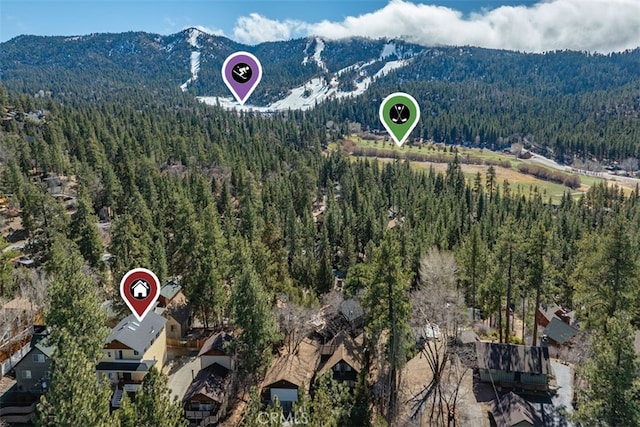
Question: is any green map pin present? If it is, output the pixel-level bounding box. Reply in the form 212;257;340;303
379;92;420;147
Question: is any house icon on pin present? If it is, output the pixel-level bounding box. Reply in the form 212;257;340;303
131;280;150;299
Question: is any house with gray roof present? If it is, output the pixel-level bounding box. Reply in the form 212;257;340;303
476;341;552;392
13;326;54;396
96;312;167;407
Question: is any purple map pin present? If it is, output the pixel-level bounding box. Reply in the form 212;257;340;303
222;51;262;105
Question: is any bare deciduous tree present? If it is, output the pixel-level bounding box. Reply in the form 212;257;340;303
408;335;469;427
408;247;469;426
621;157;639;173
417;248;463;335
15;268;49;313
275;302;315;354
320;289;344;320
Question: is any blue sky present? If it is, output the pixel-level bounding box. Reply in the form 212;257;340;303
1;0;639;52
0;0;540;41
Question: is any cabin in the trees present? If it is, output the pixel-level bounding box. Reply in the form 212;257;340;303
156;280;192;341
535;303;574;329
197;331;233;370
182;363;232;426
182;331;235;425
476;341;552;392
542;318;580;346
13;326;54;396
490;391;543;426
535;302;579;346
261;354;314;413
96;312;167;407
315;331;362;388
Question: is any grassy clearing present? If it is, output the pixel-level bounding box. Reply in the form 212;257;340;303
342;136;640;201
347;136;521;165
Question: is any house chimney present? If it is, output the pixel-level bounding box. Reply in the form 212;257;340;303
541;335;548;348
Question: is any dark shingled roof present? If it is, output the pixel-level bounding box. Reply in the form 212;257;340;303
491;392;543;426
476;342;551;376
198;331;232;357
543;317;579;345
182;363;231;404
105;312;167;355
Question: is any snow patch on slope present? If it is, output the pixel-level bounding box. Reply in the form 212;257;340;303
180;51;201;92
374;59;407;78
187;28;201;48
302;39;311;65
312;38;327;71
198;69;371;112
197;49;415;111
380;42;397;59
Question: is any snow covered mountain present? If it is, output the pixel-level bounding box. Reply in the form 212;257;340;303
198;36;420;111
175;28;423;111
4;28;635;114
0;28;423;109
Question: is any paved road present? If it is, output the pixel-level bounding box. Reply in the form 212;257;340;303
166;355;199;401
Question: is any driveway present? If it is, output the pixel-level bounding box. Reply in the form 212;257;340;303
165;355;200;401
549;360;574;427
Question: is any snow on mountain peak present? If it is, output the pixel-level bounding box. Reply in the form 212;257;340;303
187;28;201;49
380;42;397;60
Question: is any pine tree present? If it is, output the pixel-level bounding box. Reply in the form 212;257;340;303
45;237;108;361
129;366;187;427
308;373;352;427
36;332;113;427
315;225;333;294
361;233;411;424
116;391;137;427
231;245;279;380
572;217;640;330
240;386;263;427
69;187;104;269
574;313;640;426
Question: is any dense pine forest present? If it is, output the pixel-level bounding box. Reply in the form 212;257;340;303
1;33;640;426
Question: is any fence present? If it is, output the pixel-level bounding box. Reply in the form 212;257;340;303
166;337;207;349
1;341;31;377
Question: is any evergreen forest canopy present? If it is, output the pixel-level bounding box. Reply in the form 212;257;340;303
1;31;640;425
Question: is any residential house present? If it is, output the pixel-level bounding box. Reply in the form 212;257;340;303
198;331;233;370
476;341;552;392
156;281;191;341
182;363;233;425
542;317;579;346
315;331;362;388
535;303;574;329
13;326;54;396
261;354;314;413
491;392;543;426
536;303;579;346
96;312;167;406
182;331;235;425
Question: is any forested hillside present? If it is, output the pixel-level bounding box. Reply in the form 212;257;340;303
2;71;640;425
2;31;640;160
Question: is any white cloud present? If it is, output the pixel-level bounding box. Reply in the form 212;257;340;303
192;25;225;37
230;0;640;53
232;13;310;44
